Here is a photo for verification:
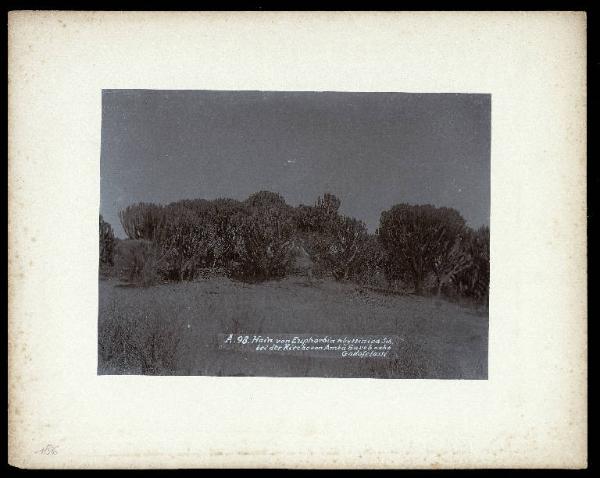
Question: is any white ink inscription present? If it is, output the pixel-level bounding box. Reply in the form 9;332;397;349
218;334;399;358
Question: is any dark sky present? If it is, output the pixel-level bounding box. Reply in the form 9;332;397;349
100;90;490;238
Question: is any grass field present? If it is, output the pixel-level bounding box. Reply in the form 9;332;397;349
98;275;488;379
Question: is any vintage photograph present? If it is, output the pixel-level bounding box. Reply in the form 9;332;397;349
98;89;490;379
9;10;586;469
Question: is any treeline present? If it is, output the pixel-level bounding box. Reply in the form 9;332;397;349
99;191;489;303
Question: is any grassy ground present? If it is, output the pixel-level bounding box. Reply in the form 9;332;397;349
98;275;488;379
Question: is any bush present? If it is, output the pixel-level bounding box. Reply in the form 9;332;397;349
99;215;115;267
231;205;297;281
295;193;384;283
117;197;258;282
244;190;290;210
294;193;341;234
349;235;386;286
154;203;216;281
115;193;353;283
308;215;370;281
205;198;246;269
98;307;186;375
316;192;341;219
112;192;485;294
452;226;490;303
294;204;322;233
429;218;473;297
378;204;468;295
119;202;165;241
113;239;162;286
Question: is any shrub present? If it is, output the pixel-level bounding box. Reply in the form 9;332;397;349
378;204;468;295
231;198;297;281
430;222;473;297
315;192;341;219
113;239;162;286
98;306;186;375
350;235;386;286
296;193;383;283
99;214;115;267
228;191;296;281
452;226;490;303
308;215;370;281
118;202;165;241
294;193;342;234
112;192;485;294
294;204;322;233
154;203;216;281
206;198;247;269
244;190;290;210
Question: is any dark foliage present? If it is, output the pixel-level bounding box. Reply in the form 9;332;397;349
452;226;490;302
98;306;186;375
102;192;488;301
232;194;297;281
99;214;116;266
113;239;163;287
118;202;165;241
308;215;371;281
379;204;474;295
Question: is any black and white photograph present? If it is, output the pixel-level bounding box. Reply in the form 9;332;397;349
98;90;490;379
9;11;587;469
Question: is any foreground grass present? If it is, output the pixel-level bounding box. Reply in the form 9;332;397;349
98;276;488;379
